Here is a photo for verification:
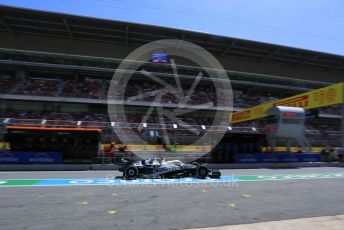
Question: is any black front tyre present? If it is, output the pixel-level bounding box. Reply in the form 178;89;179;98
196;166;208;179
124;166;138;179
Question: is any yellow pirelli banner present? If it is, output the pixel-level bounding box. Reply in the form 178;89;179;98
126;145;165;151
168;145;212;152
231;82;344;124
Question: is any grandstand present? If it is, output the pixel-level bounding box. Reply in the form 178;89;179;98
0;5;343;163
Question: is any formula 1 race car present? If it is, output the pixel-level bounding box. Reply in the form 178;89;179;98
118;158;221;179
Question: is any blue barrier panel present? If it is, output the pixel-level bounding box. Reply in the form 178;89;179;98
235;153;321;163
0;150;62;164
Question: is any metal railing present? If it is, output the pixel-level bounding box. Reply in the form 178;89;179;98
0;118;340;146
0;48;331;90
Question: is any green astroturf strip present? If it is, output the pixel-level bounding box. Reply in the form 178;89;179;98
0;180;41;186
237;173;344;181
0;173;344;187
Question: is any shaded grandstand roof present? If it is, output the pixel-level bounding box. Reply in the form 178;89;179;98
0;5;343;72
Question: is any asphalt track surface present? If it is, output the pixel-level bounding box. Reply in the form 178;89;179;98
1;167;344;230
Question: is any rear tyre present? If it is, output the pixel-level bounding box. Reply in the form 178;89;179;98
196;166;208;179
124;166;138;179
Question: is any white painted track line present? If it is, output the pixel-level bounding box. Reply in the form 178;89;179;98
189;215;344;230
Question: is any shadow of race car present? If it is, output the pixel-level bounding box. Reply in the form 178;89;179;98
118;158;221;179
